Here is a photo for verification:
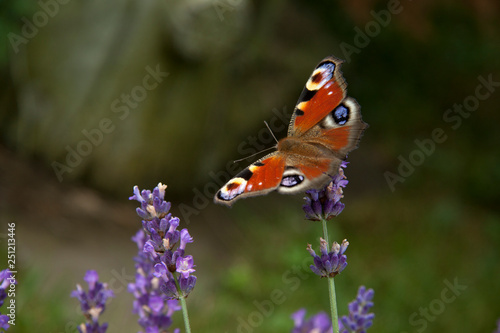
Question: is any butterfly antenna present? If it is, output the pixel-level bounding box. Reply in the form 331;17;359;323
232;121;279;163
233;146;275;163
264;121;279;144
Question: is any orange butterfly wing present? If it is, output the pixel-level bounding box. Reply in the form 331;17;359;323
288;56;347;137
214;154;285;205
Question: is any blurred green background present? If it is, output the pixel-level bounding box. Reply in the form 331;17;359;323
1;0;499;332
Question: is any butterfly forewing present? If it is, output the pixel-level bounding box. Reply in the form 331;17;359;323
288;56;347;137
214;153;286;206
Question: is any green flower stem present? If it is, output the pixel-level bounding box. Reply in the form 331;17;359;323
322;218;330;245
322;218;339;333
174;275;192;333
327;273;340;333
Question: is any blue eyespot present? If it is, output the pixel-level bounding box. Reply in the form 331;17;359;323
281;175;304;187
333;105;349;125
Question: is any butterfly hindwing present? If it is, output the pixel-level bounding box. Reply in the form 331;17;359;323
215;153;286;206
301;96;368;158
276;154;338;195
288;56;347;137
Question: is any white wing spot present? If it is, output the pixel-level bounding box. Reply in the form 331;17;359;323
220;179;247;200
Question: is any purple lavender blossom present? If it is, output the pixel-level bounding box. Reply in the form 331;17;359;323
128;229;182;333
71;270;114;333
0;315;9;331
129;183;196;331
307;239;349;278
291;286;375;333
291;308;332;333
339;286;375;333
0;269;15;330
176;256;195;278
303;162;349;221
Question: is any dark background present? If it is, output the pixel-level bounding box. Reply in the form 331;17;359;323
1;0;499;332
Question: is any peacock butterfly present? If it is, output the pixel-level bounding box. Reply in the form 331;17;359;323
214;56;368;206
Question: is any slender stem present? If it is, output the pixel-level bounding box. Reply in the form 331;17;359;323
179;296;191;333
322;218;339;333
322;218;329;245
174;275;192;333
327;274;340;333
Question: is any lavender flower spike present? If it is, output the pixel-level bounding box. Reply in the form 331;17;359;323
129;183;195;332
128;231;182;333
307;239;349;278
71;270;114;333
129;183;197;299
339;286;375;333
303;162;349;221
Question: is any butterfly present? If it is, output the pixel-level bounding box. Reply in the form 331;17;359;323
214;56;368;206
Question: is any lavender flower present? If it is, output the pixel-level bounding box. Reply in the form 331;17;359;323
129;183;195;331
339;286;375;333
128;229;182;333
0;269;15;330
303;162;349;221
291;309;333;333
0;315;8;331
291;286;374;333
71;270;114;333
307;239;349;278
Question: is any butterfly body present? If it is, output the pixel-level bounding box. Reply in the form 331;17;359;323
215;56;368;206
